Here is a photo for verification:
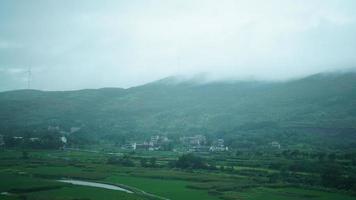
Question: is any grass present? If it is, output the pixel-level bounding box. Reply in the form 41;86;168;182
25;185;145;200
0;173;64;193
1;149;356;200
223;187;356;200
107;175;221;200
0;172;144;200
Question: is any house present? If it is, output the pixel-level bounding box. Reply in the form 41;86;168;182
150;135;160;145
160;136;169;142
29;137;40;142
60;136;67;144
135;142;151;150
180;135;206;146
180;135;208;152
122;135;172;151
147;135;171;150
271;141;281;149
48;126;60;132
209;146;229;152
189;146;210;152
209;139;229;152
217;139;224;146
121;142;136;150
70;127;81;133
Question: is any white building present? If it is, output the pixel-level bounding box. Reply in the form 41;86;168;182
209;146;229;152
29;137;40;142
60;136;67;144
209;139;229;152
271;141;281;149
180;135;206;146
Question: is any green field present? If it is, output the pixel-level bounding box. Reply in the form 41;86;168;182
107;175;220;200
0;149;355;200
234;187;356;200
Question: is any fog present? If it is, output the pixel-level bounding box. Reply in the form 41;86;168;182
0;0;356;91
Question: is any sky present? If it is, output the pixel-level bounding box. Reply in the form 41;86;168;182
0;0;356;91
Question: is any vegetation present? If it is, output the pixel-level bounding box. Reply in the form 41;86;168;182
0;72;356;199
0;72;356;152
173;154;208;169
107;155;135;167
0;149;355;200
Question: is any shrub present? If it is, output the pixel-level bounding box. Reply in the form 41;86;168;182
175;154;208;169
107;155;135;167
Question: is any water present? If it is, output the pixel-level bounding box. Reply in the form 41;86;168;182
1;192;12;196
58;179;133;193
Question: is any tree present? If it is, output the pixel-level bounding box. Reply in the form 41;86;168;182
149;157;157;167
4;136;19;148
107;155;135;167
140;158;148;167
321;164;343;189
21;151;29;159
175;154;207;169
40;134;62;149
327;153;337;161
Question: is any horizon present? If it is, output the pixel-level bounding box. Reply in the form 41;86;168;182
1;68;355;93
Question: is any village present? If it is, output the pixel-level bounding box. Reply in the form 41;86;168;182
0;132;283;153
0;124;283;152
120;134;230;153
0;134;68;150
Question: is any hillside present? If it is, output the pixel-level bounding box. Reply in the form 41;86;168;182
1;72;356;150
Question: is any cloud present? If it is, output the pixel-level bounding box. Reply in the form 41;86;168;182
0;67;27;74
0;0;356;90
0;40;23;49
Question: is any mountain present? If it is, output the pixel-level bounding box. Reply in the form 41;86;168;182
1;72;356;150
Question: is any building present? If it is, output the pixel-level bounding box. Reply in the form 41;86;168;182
271;141;281;149
70;127;81;133
60;136;67;144
180;135;208;152
135;142;151;151
217;139;224;146
48;126;60;132
121;135;171;151
160;136;169;142
209;139;229;152
150;135;159;145
209;146;229;152
121;142;136;150
29;137;40;142
180;135;206;146
189;146;210;152
148;135;171;151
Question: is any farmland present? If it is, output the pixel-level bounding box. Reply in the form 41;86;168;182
0;149;355;200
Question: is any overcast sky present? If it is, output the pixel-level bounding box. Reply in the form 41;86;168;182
1;0;356;91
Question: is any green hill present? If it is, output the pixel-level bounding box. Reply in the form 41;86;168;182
1;72;356;150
